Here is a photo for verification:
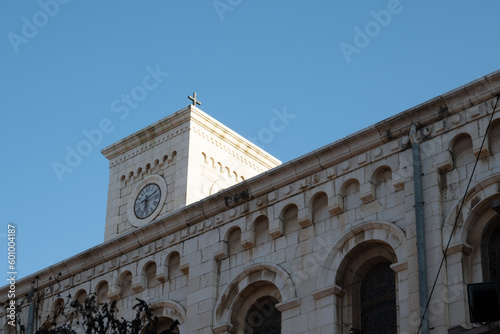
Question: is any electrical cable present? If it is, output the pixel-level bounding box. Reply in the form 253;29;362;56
416;93;500;333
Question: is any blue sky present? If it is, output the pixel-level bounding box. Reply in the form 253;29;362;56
1;1;499;279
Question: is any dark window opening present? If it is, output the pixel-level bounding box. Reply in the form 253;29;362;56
245;296;281;334
360;262;397;334
482;217;500;282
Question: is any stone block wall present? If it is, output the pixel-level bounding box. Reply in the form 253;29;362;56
2;71;500;334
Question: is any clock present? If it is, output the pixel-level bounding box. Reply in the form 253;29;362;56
127;175;167;227
134;183;161;219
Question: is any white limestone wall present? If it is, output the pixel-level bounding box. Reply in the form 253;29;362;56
103;122;191;241
185;113;281;206
102;106;280;242
4;134;417;333
3;77;500;334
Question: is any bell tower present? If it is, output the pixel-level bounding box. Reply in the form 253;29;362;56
101;101;281;241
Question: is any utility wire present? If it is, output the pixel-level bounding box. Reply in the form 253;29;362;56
417;93;500;334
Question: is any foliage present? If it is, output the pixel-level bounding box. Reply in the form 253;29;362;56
15;293;178;334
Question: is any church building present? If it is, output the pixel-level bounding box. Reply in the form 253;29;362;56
3;71;500;333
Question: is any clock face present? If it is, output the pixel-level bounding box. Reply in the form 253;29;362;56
134;184;161;219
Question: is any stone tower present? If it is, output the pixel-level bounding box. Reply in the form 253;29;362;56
101;104;281;241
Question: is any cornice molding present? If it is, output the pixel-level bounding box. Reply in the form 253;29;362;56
101;105;282;170
101;106;192;160
189;107;281;170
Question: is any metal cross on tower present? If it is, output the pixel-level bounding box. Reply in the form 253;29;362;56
188;92;202;106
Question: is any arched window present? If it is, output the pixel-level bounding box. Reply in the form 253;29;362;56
281;204;299;234
143;316;180;334
244;296;281;334
157;317;180;334
311;192;329;224
96;281;108;304
360;262;397;334
482;217;500;282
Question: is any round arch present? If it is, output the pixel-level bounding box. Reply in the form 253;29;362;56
317;221;407;291
73;288;87;306
148;297;186;333
441;174;500;285
442;174;500;248
448;132;474;152
339;178;361;196
150;298;186;321
213;262;297;331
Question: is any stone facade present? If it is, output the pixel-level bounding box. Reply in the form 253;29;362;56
101;106;281;241
3;70;500;333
